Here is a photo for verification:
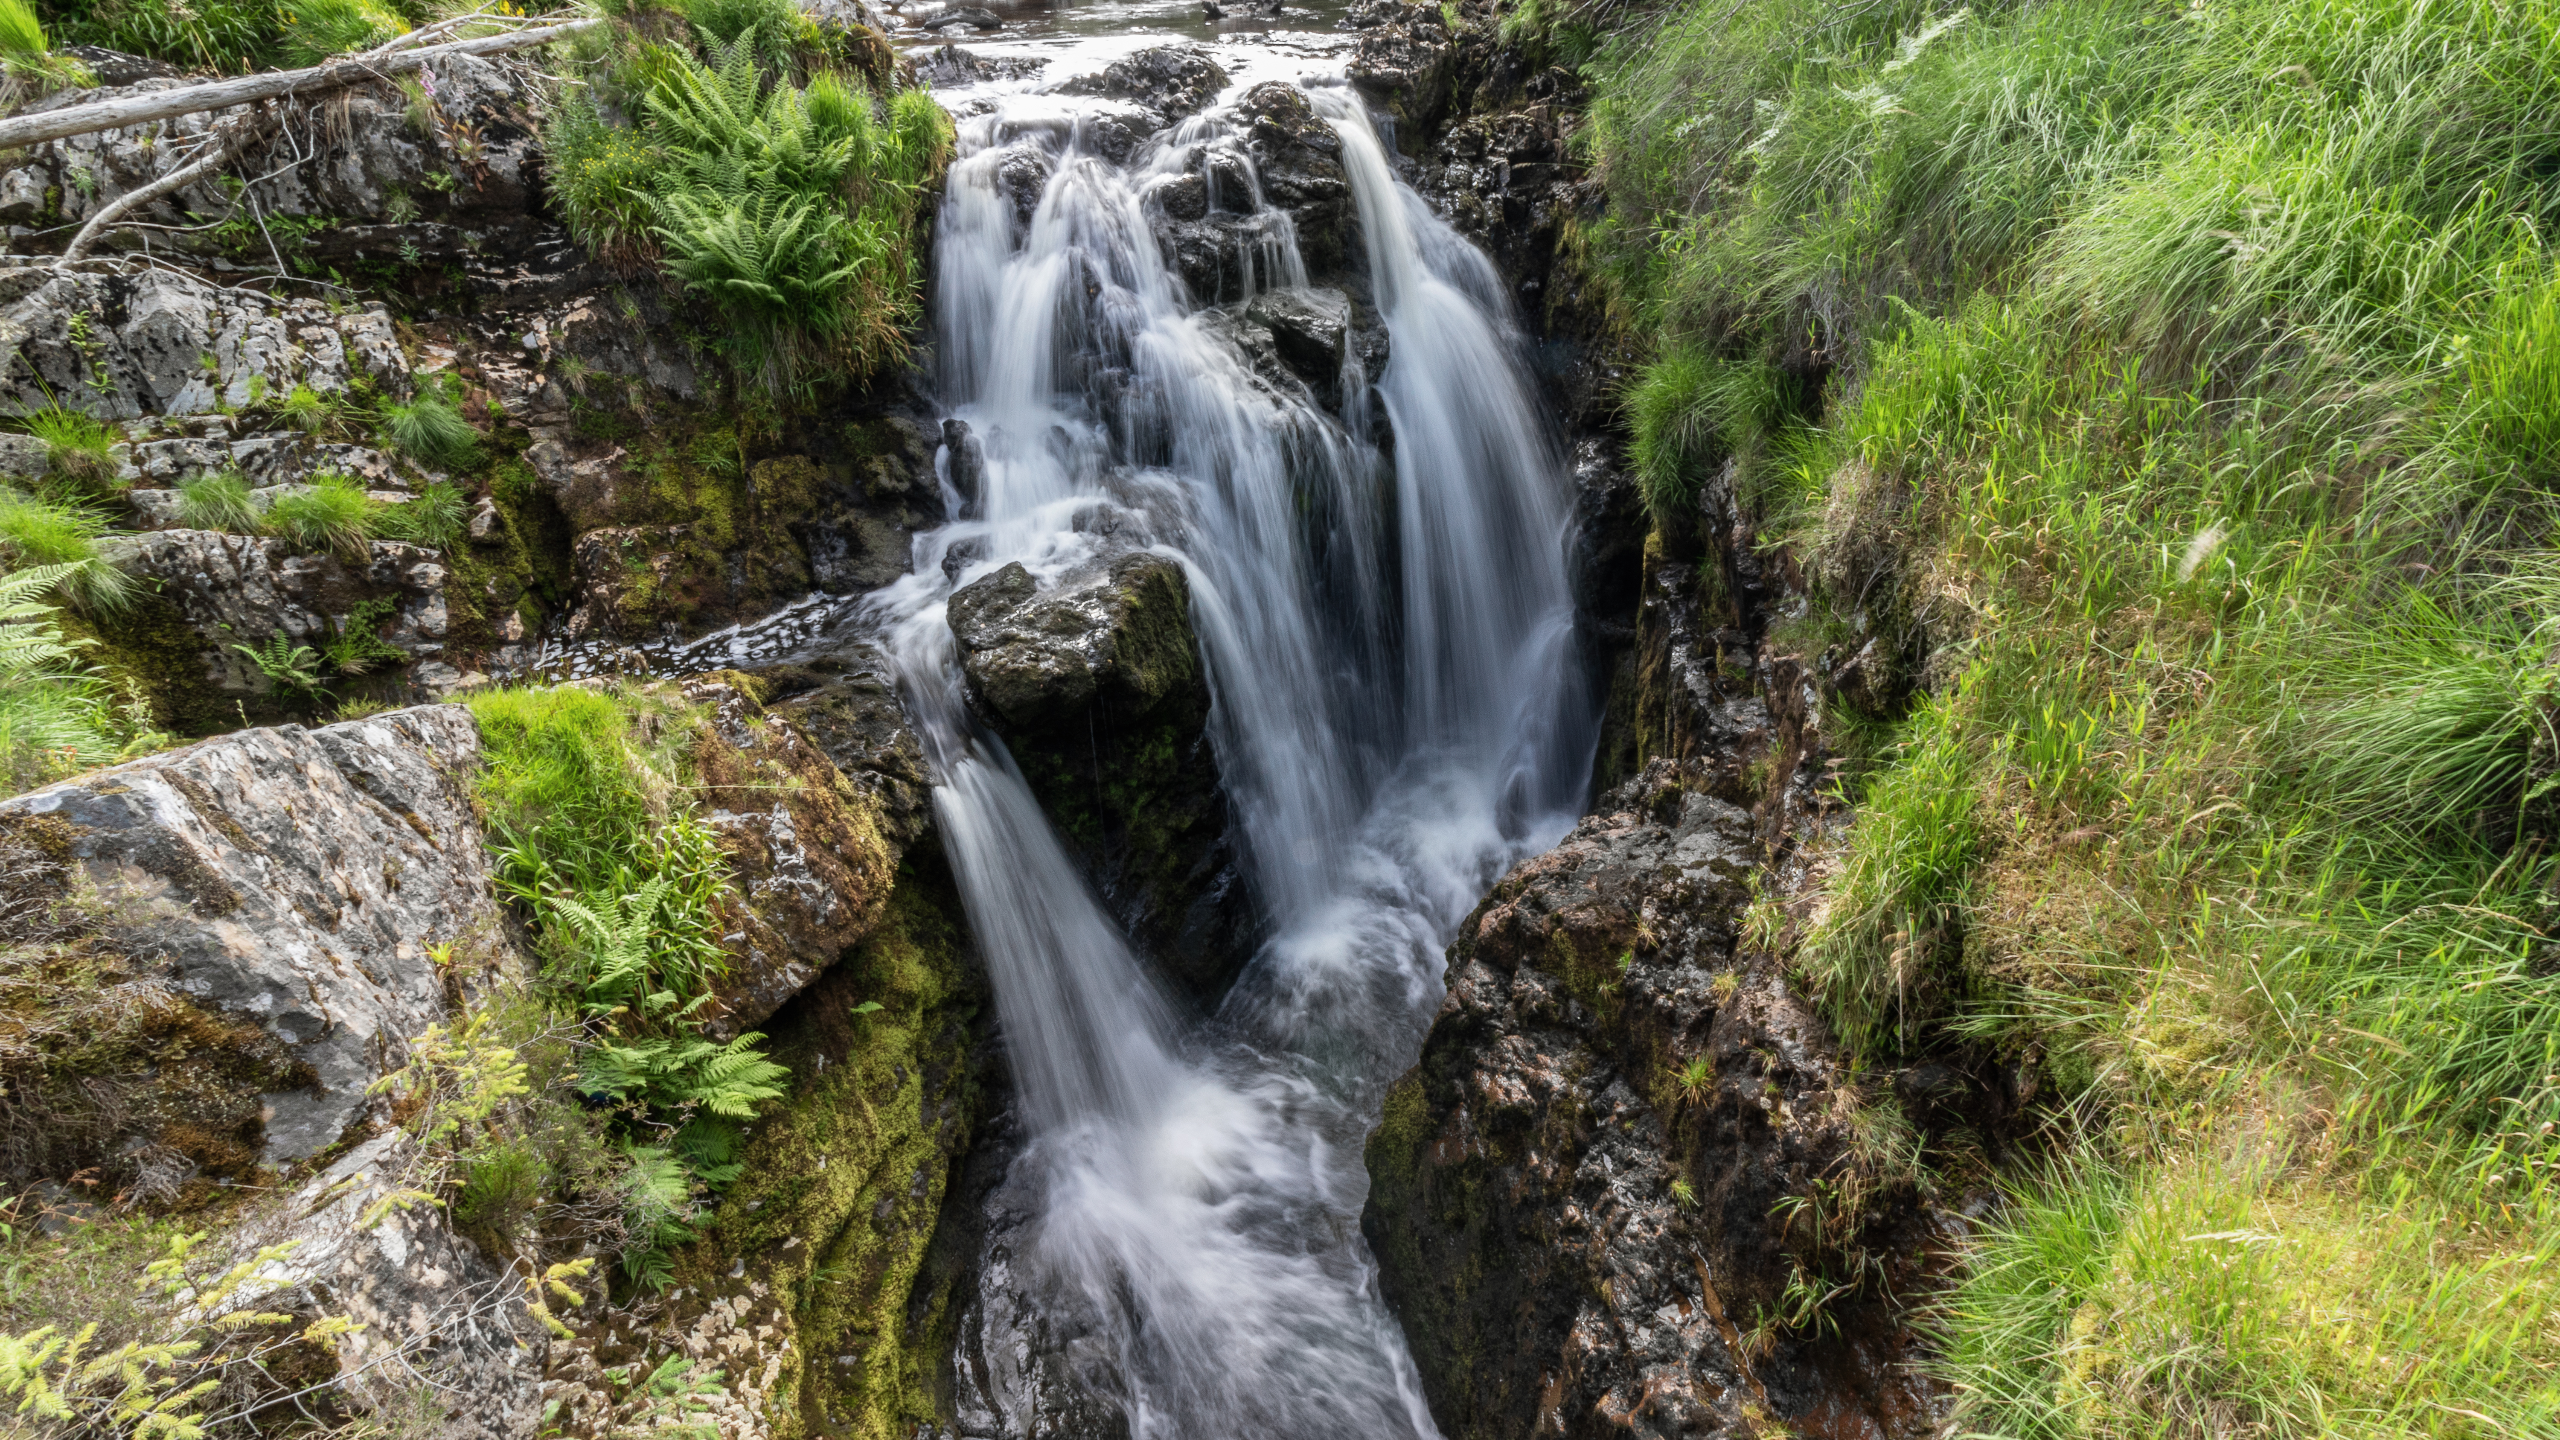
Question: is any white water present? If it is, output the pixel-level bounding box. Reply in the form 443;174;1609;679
865;64;1596;1439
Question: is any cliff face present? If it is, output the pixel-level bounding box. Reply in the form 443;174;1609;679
1348;13;1956;1435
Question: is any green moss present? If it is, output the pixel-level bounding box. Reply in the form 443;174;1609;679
71;592;279;736
670;868;985;1440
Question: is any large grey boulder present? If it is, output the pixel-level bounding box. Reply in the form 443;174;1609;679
0;706;496;1161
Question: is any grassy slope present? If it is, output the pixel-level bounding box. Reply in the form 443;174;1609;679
1581;0;2560;1431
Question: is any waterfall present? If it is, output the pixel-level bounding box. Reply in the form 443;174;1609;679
867;74;1595;1438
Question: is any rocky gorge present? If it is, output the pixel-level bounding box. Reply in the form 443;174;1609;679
0;0;2118;1435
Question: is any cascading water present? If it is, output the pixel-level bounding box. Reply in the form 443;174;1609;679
862;51;1599;1439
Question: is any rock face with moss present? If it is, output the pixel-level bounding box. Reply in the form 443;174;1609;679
1363;759;1941;1440
0;704;498;1165
947;551;1254;1003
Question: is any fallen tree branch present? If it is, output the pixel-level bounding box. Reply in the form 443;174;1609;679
57;105;278;266
0;14;602;153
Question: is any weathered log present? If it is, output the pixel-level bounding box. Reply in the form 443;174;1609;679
0;16;601;153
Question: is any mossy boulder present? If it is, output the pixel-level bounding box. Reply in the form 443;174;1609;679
946;552;1257;1004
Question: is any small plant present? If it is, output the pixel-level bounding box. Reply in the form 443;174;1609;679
175;471;259;532
276;381;335;434
1671;1055;1715;1107
22;408;121;502
277;0;406;67
1669;1176;1698;1209
321;595;406;677
263;475;378;559
331;695;391;722
377;480;469;549
381;394;481;471
231;632;327;707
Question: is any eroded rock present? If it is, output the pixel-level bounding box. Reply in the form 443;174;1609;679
1364;760;1942;1440
0;705;498;1161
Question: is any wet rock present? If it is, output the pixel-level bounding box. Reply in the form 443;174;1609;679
1234;83;1356;282
768;655;936;851
922;5;1005;29
217;1132;548;1438
0;706;499;1162
944;417;986;514
1365;759;1943;1440
1246;286;1350;384
1347;2;1459;133
1057;46;1228;124
947;556;1199;731
917;43;1052;87
946;553;1255;1002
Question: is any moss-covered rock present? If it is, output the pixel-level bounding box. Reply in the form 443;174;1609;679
581;863;989;1440
946;551;1256;1004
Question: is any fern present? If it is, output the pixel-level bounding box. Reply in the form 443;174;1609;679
581;1030;787;1120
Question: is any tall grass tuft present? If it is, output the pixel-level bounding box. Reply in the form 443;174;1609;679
262;476;378;560
377;480;469;550
175;471;259;533
276;0;405;67
381;394;481;471
23;408;122;503
0;488;132;613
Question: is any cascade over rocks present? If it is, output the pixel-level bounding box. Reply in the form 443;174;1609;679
946;553;1252;1003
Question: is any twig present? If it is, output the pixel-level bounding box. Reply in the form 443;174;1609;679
57;106;278;267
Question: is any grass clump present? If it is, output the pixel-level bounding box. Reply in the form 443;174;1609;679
22;409;122;504
174;471;258;532
381;393;481;471
544;17;952;392
0;489;132;615
1584;0;2560;1426
377;479;470;549
261;475;377;559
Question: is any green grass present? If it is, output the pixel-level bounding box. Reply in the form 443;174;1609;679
274;0;403;66
174;471;258;532
44;0;288;72
0;488;132;614
261;475;377;559
1586;0;2560;1425
0;0;45;56
22;409;122;504
542;20;952;392
376;479;469;549
381;394;481;471
464;681;789;1287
